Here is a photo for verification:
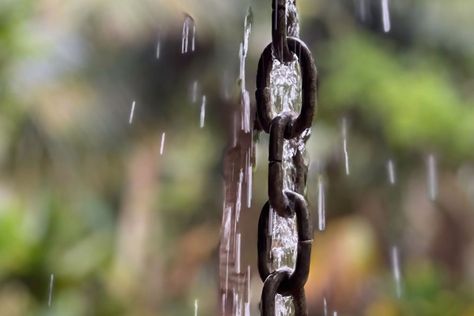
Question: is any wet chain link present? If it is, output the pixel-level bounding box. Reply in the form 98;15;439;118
255;0;317;315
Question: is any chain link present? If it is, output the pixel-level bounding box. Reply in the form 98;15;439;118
255;0;317;315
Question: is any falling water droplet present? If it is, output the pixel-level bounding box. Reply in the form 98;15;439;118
192;81;198;103
342;118;350;175
323;297;328;316
381;0;391;33
194;299;199;316
391;245;402;298
427;154;438;201
358;0;367;22
246;155;253;209
236;233;241;274
387;159;396;185
48;274;54;307
318;175;326;231
129;101;136;125
182;14;196;54
160;132;166;156
156;37;161;60
200;95;206;128
333;311;338;316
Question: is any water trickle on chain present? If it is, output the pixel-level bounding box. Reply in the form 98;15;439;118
269;1;308;314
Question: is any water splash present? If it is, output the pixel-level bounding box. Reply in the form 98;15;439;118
381;0;391;33
160;132;166;156
342;118;350;175
387;159;396;185
48;273;54;307
182;14;196;54
426;153;438;201
318;175;326;231
200;95;206;128
129;100;136;124
391;245;402;298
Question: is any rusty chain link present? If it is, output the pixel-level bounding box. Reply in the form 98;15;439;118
255;0;317;315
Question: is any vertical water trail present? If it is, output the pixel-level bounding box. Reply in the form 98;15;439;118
239;8;253;133
160;132;166;156
129;100;136;124
427;154;438;201
200;95;206;128
194;299;199;316
342;117;350;175
219;8;254;316
323;297;328;316
192;81;199;103
358;0;367;22
387;159;396;185
156;40;161;60
182;15;196;54
48;273;54;307
381;0;391;33
318;175;326;231
391;245;402;298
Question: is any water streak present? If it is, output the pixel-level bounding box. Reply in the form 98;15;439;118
427;154;438;201
323;297;328;316
387;159;396;185
194;299;199;316
156;37;161;60
129;101;136;124
48;273;54;307
182;14;196;54
391;245;402;298
200;95;206;128
318;175;326;231
342;118;350;175
160;132;166;156
381;0;391;33
192;81;198;103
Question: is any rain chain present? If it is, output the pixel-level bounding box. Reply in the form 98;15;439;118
255;0;317;315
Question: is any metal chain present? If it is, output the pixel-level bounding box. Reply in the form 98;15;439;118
255;0;317;315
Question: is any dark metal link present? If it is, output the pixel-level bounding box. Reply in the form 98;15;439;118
272;0;293;63
256;37;317;137
256;1;316;314
261;270;308;316
268;113;294;217
257;191;313;296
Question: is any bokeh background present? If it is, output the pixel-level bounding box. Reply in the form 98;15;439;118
1;0;474;315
